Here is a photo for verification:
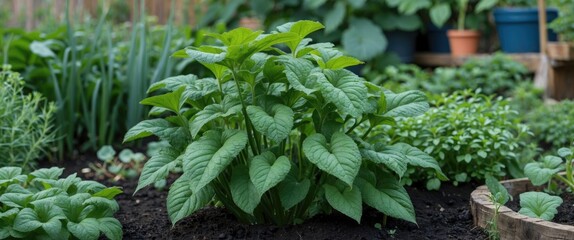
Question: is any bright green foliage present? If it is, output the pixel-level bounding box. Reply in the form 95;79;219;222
526;101;574;151
524;147;574;193
379;90;532;189
549;0;574;42
125;21;442;225
374;53;530;97
485;175;511;205
0;67;56;170
0;167;122;239
518;192;562;221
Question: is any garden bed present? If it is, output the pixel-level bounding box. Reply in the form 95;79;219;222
46;157;487;239
470;178;574;239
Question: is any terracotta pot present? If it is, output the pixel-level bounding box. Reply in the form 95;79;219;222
447;30;480;56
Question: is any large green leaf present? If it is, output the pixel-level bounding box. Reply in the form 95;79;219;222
123;119;179;143
183;130;248;193
189;97;242;137
360;148;408;178
279;56;318;95
277;173;310;210
166;176;214;225
324;2;346;33
279;20;325;51
325;56;363;70
98;217;122;240
324;183;362;223
30;167;63;180
342;18;386;61
230;166;261;214
380;143;447;180
429;3;451;27
303;132;361;186
524;156;563;186
67;218;100;240
384;90;429;118
0;167;26;185
356;174;416;223
184;46;226;63
183;78;220;100
140;86;186;114
249;152;291;196
314;69;368;117
136;148;180;193
147;74;197;93
519;192;562;221
14;203;66;239
247;104;294;142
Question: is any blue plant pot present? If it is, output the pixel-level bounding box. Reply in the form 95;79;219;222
494;7;558;53
385;30;418;63
427;24;451;53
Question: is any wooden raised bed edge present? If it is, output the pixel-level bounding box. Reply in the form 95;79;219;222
470;177;574;240
547;42;574;61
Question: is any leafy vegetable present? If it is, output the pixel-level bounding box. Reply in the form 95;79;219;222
518;192;562;221
125;21;442;225
0;167;122;239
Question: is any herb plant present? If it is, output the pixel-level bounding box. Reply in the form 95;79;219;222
0;167;122;239
485;175;511;240
549;0;574;42
380;90;531;189
526;101;574;151
0;66;56;170
124;21;445;225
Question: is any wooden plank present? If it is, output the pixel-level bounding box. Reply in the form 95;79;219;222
471;177;574;240
414;53;541;72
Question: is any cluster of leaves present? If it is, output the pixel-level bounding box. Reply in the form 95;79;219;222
378;90;532;189
0;66;56;171
196;0;450;62
549;0;574;42
0;167;122;239
124;21;446;226
507;81;543;118
376;53;531;97
525;100;574;151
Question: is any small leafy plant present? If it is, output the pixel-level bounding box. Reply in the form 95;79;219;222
92;145;146;181
518;192;562;220
485;175;511;240
124;21;445;226
0;66;56;170
380;90;532;189
0;166;122;239
549;0;574;42
524;147;574;192
526;101;574;151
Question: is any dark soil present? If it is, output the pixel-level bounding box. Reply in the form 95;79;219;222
507;192;574;225
43;158;487;240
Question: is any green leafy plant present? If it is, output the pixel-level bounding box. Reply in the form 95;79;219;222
485;174;511;240
89;146;147;182
124;21;445;226
454;0;495;30
526;101;574;151
518;192;562;220
380;90;532;189
524;147;574;192
549;0;574;42
375;53;530;97
0;66;56;170
0;166;122;239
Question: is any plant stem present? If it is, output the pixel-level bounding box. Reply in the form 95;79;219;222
458;0;468;30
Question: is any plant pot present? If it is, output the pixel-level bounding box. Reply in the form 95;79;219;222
547;42;574;60
471;177;574;239
447;30;480;57
427;24;451;53
493;7;558;53
385;30;418;63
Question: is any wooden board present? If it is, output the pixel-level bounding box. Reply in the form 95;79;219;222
470;177;574;240
414;53;541;73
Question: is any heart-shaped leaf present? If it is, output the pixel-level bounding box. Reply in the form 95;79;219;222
231;166;261;214
519;192;562;221
277;173;310;210
183;130;248;193
303;132;361;186
247;104;294;142
249;152;291;196
166;175;214;225
356;174;416;224
189;96;241;137
524;155;564;186
323;183;362;223
314;69;368;117
136;148;180;193
67;218;100;240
